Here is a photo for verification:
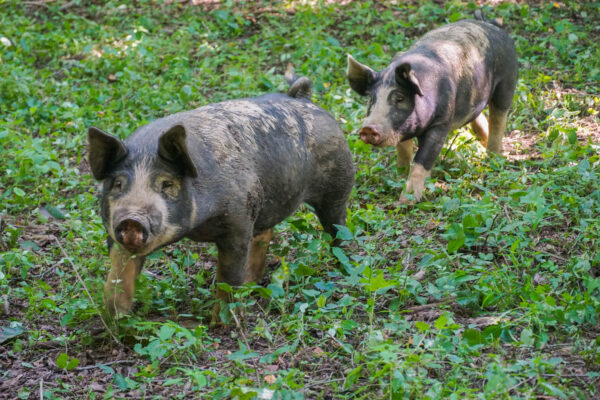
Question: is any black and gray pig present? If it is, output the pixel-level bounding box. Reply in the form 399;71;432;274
88;70;354;318
347;13;518;202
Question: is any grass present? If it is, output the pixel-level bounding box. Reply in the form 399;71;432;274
0;0;599;399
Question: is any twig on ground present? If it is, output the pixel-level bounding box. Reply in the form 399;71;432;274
0;214;7;252
480;211;500;250
21;0;77;12
328;333;352;354
34;340;69;350
537;250;569;263
542;373;594;379
303;377;345;389
22;1;53;9
76;359;137;371
507;376;535;393
163;361;226;369
58;1;77;11
230;308;251;352
54;237;120;345
503;204;512;223
402;298;454;313
230;308;261;385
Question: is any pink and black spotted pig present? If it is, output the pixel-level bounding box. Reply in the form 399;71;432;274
88;69;354;319
347;11;518;202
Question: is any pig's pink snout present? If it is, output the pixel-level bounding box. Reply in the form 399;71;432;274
115;219;148;250
359;126;382;145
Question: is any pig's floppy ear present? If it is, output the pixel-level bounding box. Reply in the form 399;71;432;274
88;127;128;180
158;125;199;178
395;63;424;96
346;54;376;96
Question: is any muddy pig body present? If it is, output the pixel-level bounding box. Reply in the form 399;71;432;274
347;13;518;202
88;74;355;317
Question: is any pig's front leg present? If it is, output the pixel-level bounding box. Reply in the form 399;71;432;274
400;127;448;203
104;244;146;317
401;163;432;204
245;228;274;284
211;228;275;324
395;139;414;176
215;234;252;288
212;231;253;323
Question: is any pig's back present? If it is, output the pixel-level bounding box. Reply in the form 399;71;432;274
408;20;516;79
128;95;344;165
186;94;347;174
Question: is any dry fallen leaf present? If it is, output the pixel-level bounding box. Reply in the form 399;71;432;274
412;269;426;281
312;346;326;357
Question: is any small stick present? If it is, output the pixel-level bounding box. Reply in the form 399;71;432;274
54;238;120;345
22;1;53;9
76;359;137;371
230;308;251;352
507;376;535;393
441;131;462;161
230;308;261;384
403;298;453;313
58;1;77;11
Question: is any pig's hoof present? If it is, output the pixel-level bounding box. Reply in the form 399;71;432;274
399;195;411;205
104;298;133;319
210;319;228;330
111;311;128;320
105;308;129;321
397;193;418;206
210;303;229;327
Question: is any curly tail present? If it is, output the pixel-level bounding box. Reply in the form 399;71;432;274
285;64;312;100
474;9;504;28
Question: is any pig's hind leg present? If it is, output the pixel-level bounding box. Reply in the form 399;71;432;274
469;113;489;148
212;229;273;324
311;199;348;243
306;159;353;241
487;104;509;154
213;227;274;323
486;78;516;154
245;228;274;283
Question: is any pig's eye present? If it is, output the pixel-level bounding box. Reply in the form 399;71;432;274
112;178;123;192
394;94;405;103
161;180;174;192
159;178;180;198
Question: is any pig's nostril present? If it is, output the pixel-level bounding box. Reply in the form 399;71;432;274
359;126;382;144
115;219;148;249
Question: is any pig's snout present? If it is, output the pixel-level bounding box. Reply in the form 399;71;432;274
115;218;148;250
359;125;383;145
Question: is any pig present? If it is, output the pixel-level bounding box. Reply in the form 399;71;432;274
346;12;518;203
88;68;355;319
